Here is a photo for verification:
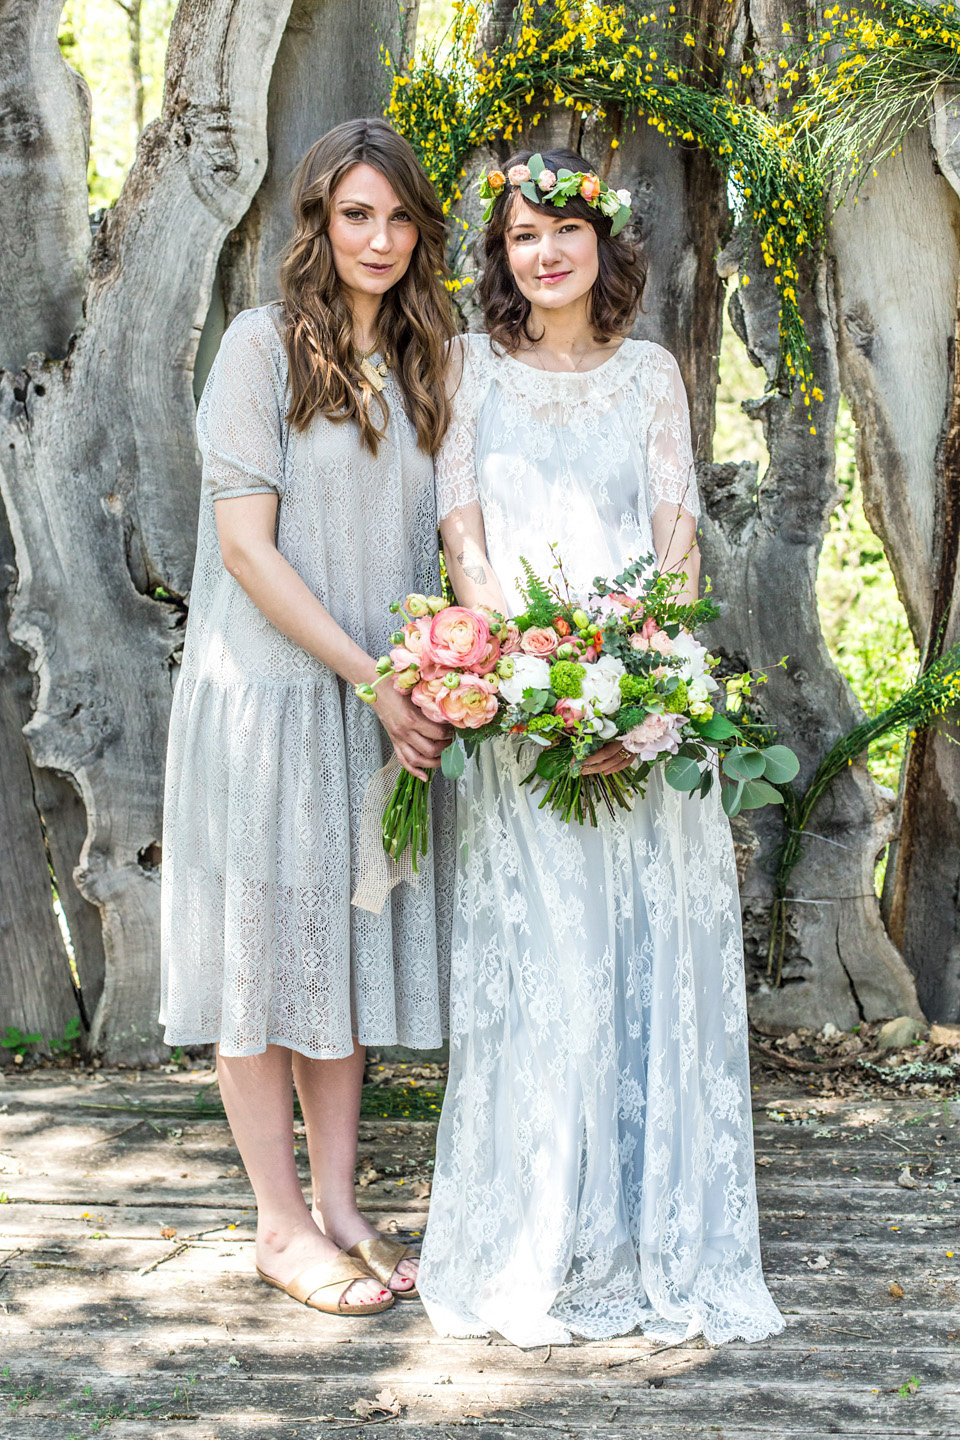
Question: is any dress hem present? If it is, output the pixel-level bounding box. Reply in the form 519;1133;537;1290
160;1028;448;1062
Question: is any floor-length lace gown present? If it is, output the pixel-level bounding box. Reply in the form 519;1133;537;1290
417;333;784;1348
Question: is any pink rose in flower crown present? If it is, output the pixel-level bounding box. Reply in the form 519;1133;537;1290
439;674;500;729
621;712;683;761
538;169;557;192
410;676;446;723
422;606;490;670
474;635;502;676
499;622;522;655
508;164;531;185
554;697;586;729
580;173;602;203
520;626;559;658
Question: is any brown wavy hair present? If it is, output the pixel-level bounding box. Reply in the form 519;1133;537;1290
479;147;646;353
279;118;456;453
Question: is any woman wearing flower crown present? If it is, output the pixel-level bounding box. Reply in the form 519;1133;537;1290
416;148;785;1347
160;119;456;1317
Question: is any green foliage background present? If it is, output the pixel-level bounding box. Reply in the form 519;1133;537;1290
58;0;916;794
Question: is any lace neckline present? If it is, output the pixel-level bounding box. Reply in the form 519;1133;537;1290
486;336;647;401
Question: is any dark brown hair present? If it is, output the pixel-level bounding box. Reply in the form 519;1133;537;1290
479;147;646;353
279;118;457;453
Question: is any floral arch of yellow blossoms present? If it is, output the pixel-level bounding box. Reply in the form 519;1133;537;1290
385;0;960;420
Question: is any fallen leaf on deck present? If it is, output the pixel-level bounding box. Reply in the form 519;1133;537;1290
160;1226;177;1240
351;1389;402;1419
755;1156;773;1167
897;1166;919;1190
357;1168;381;1188
412;1179;431;1198
889;1281;905;1299
805;1254;829;1270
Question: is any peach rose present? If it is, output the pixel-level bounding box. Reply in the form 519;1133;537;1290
554;697;586;729
423;606;490;670
439;674;500;729
520;626;559;658
538;168;557;192
648;630;675;657
580;173;602;203
553;617;571;637
508;164;531;185
410;676;446;723
487;169;506;192
474;635;502;676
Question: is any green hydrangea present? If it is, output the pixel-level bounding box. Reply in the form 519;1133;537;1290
663;680;689;714
550;660;586;699
526;713;565;735
619;673;655;703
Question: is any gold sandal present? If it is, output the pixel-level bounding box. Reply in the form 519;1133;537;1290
256;1250;395;1316
347;1235;420;1300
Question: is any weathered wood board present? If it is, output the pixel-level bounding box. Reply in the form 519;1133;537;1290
1;1070;957;1438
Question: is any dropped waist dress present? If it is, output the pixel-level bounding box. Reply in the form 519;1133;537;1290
417;333;784;1348
159;305;452;1058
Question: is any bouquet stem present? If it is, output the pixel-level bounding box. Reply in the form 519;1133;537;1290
381;768;433;873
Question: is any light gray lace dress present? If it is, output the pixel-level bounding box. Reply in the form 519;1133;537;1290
159;305;452;1059
417;333;784;1348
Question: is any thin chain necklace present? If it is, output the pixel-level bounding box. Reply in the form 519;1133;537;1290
528;338;608;375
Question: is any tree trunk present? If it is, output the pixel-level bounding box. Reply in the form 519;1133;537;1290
0;0;99;1051
0;0;295;1061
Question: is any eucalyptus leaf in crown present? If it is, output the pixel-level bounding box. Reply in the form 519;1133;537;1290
478;151;633;235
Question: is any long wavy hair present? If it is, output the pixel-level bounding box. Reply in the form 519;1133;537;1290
279;119;456;453
479;147;646;352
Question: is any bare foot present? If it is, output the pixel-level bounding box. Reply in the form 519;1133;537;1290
312;1203;418;1293
257;1218;391;1310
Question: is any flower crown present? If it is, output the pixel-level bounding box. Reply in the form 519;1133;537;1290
477;152;632;237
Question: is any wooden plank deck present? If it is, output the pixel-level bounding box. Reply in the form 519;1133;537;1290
1;1068;957;1438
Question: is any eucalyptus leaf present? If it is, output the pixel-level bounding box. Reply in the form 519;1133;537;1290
664;755;702;791
519;181;540;206
760;744;801;784
698;767;714;798
695;713;740;740
441;740;465;780
722;747;766;782
721;778;744;817
528;152;545;180
610;204;630;237
739;778;785;810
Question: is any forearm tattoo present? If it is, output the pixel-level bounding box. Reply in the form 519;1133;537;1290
457;550;487;586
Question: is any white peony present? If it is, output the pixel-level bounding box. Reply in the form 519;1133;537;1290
498;653;551;705
671;631;717;687
580;657;624;716
616;188;632;207
598;188;621;218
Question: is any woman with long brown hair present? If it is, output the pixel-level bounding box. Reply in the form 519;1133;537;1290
417;146;784;1347
160;118;456;1316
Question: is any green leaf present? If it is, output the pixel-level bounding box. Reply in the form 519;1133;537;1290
610;204;631;238
441;740;465;780
527;152;545;180
556;167;574;180
519;180;540;206
698;767;714;798
739;778;785;810
722;747;766;782
520;687;552;713
664;755;702;791
695;713;740;740
760;744;801;784
721;778;744;817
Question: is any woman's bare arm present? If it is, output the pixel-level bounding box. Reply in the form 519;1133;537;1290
439;500;510;616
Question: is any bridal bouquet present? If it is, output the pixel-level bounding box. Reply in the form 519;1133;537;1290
356;559;799;865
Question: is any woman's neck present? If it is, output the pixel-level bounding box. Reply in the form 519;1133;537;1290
521;298;615;371
346;289;383;352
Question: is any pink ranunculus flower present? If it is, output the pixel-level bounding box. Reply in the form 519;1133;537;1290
621;712;683;761
648;630;675;657
555;697;586;729
499;622;523;655
629;632;650;653
390;645;418;672
508;163;531;185
410;676;447;723
424;606;490;670
393;666;420;693
538;168;557;191
401;620;427;655
520;626;559;658
474;635;502;676
439;674;500;729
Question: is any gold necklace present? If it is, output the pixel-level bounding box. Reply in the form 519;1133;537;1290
356;341;389;394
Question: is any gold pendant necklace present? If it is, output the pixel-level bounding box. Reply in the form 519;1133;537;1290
357;343;389;394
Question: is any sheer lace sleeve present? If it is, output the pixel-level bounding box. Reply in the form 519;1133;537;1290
642;345;700;522
197;306;288;500
435;334;488;520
